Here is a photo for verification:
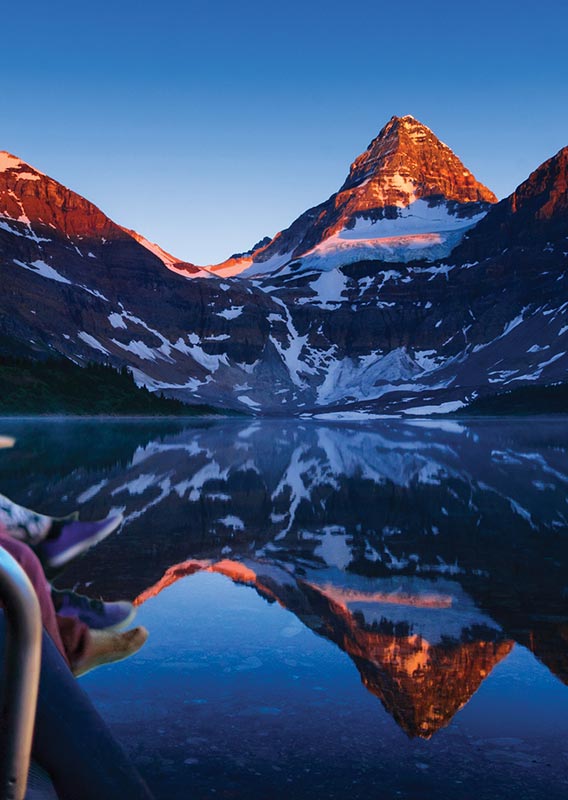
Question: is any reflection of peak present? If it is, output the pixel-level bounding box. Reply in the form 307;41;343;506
134;560;204;604
291;573;512;739
135;557;511;738
355;636;513;739
134;558;264;606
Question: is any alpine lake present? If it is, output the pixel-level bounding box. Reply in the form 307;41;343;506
1;417;568;800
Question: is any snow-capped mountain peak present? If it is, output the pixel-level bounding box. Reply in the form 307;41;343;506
206;114;498;278
340;115;496;204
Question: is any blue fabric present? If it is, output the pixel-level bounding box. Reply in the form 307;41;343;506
25;762;58;800
0;616;154;800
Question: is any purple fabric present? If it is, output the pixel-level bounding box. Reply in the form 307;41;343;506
0;528;89;668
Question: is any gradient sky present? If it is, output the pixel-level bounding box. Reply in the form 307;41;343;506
2;0;567;264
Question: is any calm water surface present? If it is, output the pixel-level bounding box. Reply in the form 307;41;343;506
1;417;568;799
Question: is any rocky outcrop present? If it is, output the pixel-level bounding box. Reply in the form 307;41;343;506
0;149;203;272
453;145;568;261
0;151;129;240
341;115;497;202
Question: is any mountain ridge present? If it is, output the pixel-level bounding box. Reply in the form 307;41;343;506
0;148;200;274
1;117;567;414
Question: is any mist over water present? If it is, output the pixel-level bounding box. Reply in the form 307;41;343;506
2;418;568;799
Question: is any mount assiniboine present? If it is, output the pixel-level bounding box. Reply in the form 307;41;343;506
1;115;567;415
205;115;497;278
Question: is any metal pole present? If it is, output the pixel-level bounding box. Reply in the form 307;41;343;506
0;547;42;800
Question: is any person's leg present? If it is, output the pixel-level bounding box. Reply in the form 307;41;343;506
0;533;146;673
36;514;124;572
0;532;87;665
52;587;136;631
0;493;122;573
72;626;148;677
0;492;52;545
0;618;155;799
0;504;135;631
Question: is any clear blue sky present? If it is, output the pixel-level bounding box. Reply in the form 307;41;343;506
2;0;567;264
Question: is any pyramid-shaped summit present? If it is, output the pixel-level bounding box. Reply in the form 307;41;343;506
341;115;497;203
207;114;498;277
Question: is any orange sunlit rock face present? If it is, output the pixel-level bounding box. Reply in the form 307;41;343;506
206;115;497;276
340;115;497;204
511;146;568;221
0;151;126;240
0;150;196;271
209;559;259;584
289;579;513;739
134;557;512;738
349;631;513;739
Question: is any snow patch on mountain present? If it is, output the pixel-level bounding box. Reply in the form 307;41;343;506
240;250;295;278
216;306;243;320
290;211;486;274
314;527;353;570
183;342;229;373
12;258;71;285
316;347;451;406
0;152;39;174
113;339;162;362
77;332;110;355
209;257;253;278
341;200;486;238
0;220;35;239
108;312;127;329
269;298;312;388
403;400;465;416
304;269;349;308
15;172;41;182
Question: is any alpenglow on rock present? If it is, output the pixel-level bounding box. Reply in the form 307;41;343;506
205;115;497;277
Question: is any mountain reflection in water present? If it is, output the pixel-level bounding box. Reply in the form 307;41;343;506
136;559;513;739
1;418;568;746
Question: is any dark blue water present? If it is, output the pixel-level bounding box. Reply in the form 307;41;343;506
1;418;568;798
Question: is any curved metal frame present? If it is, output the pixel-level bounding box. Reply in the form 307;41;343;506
0;547;42;800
